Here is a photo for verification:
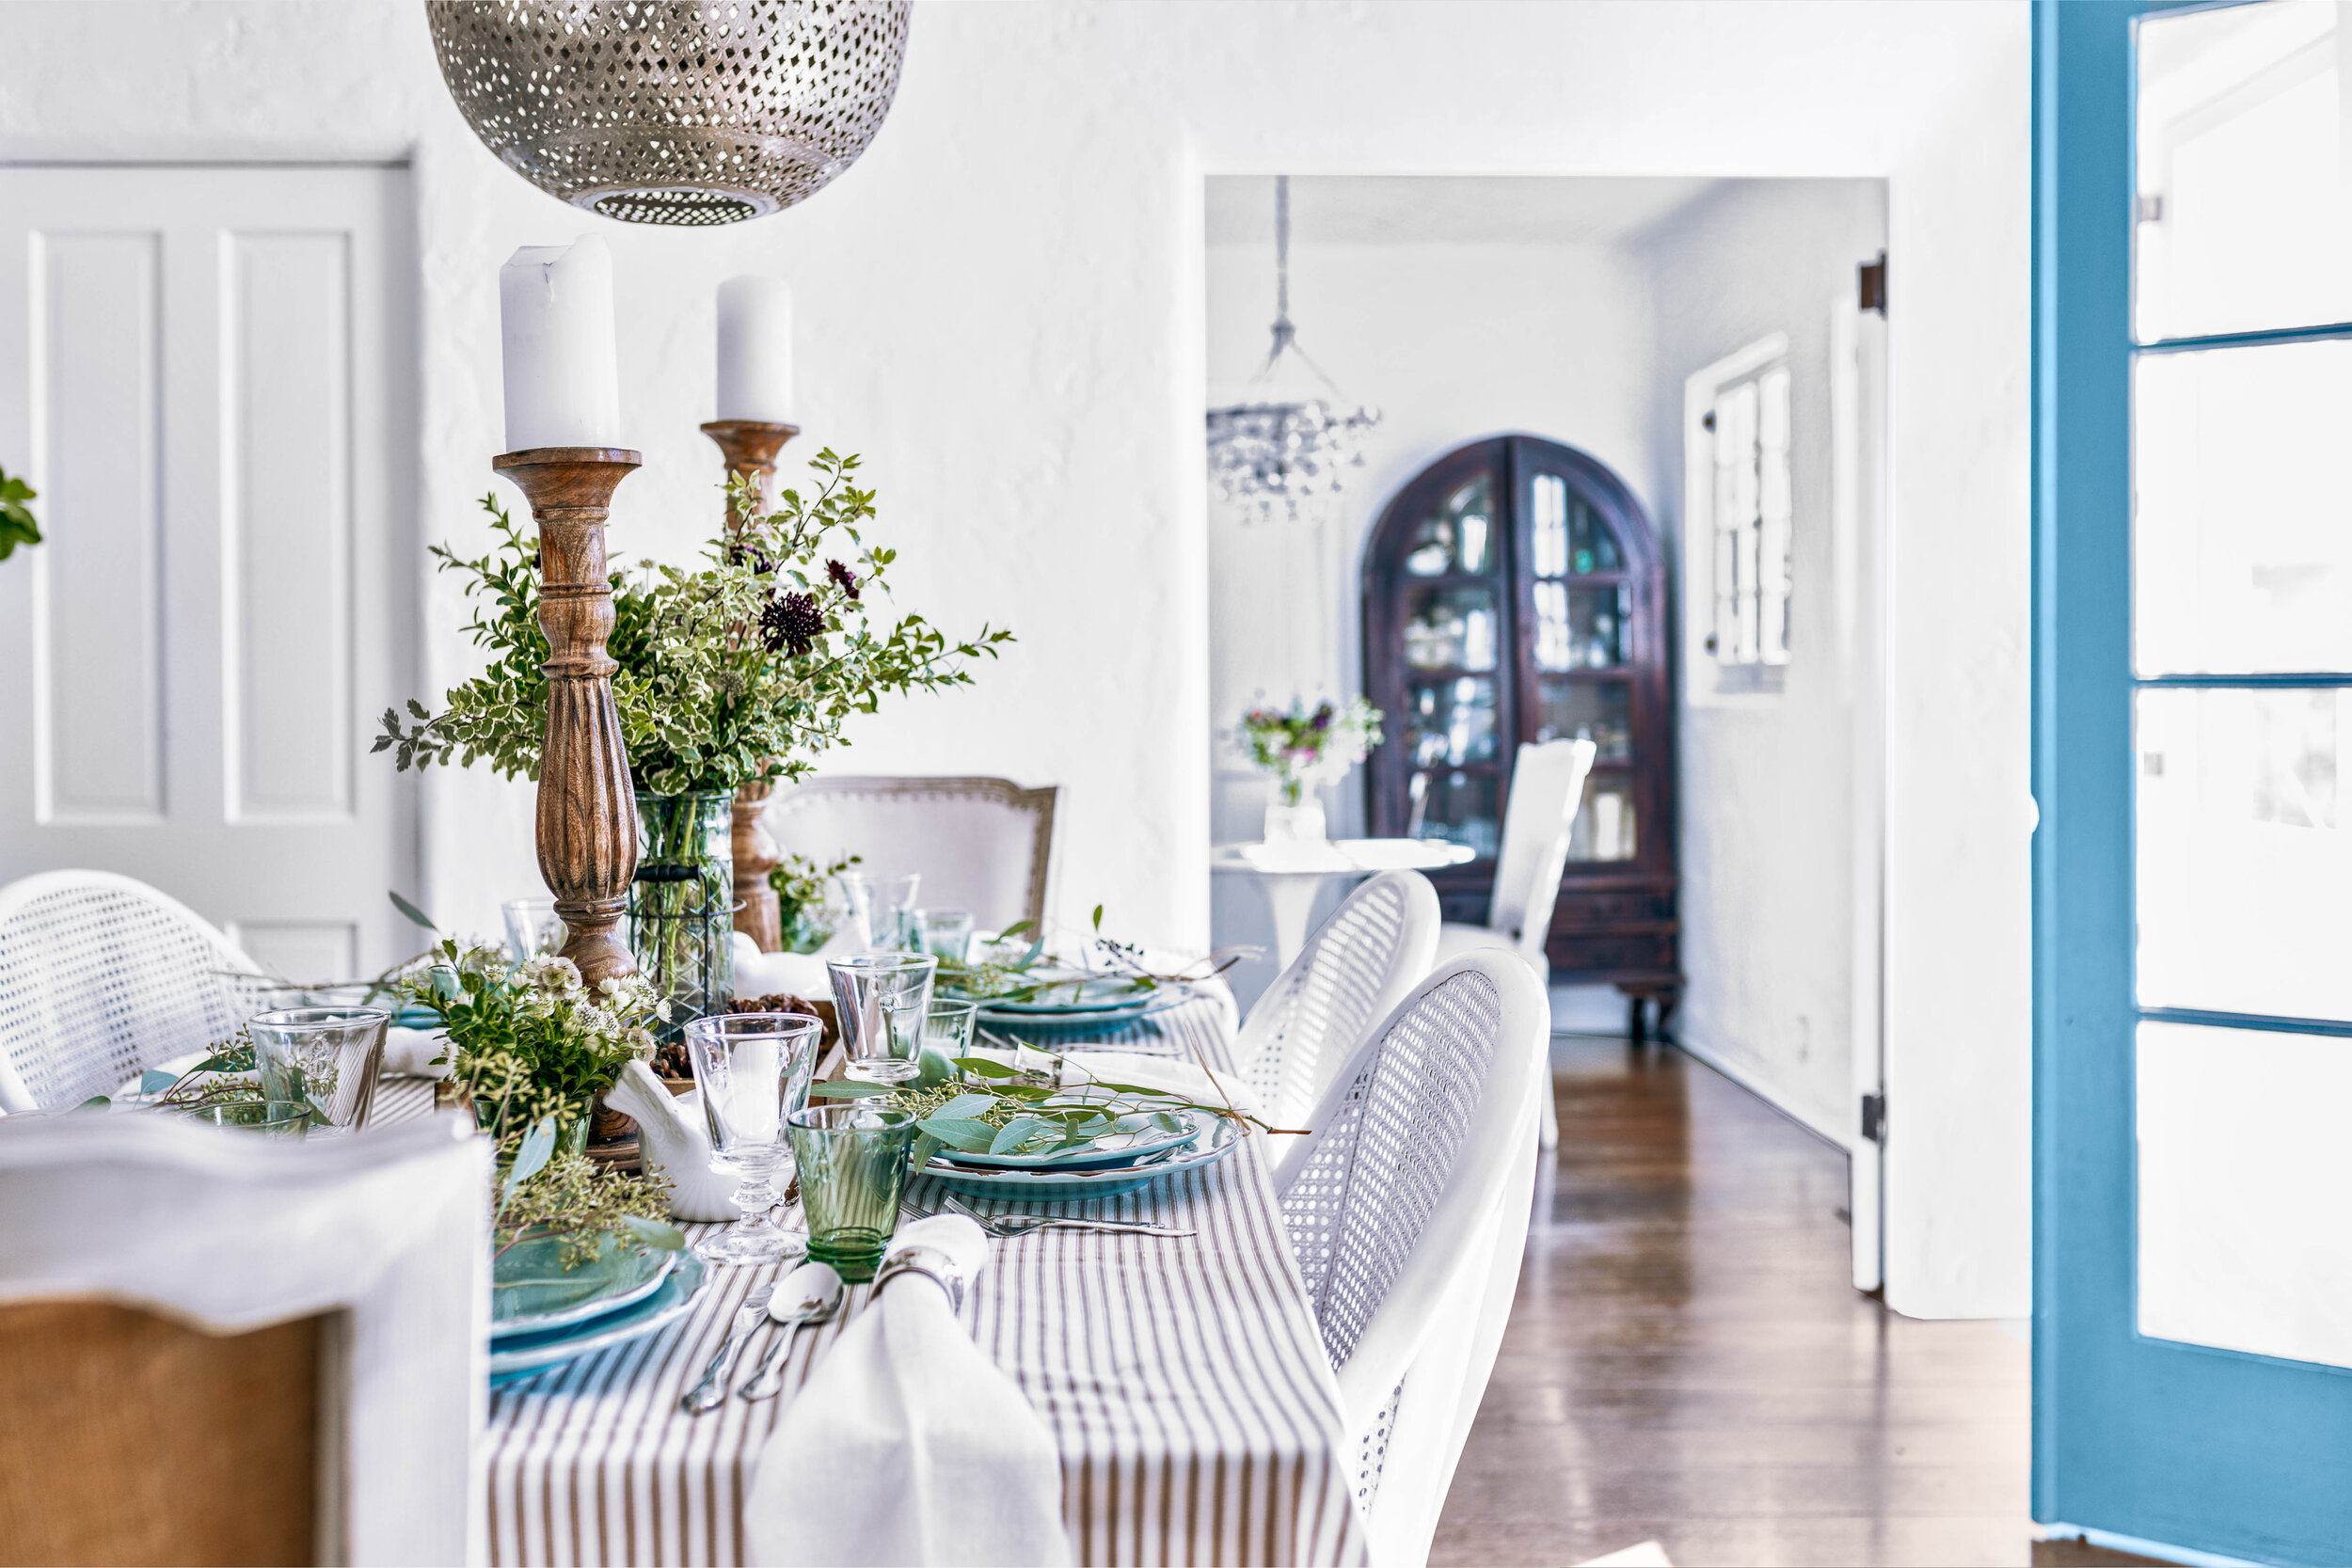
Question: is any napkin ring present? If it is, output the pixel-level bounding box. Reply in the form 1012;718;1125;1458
872;1245;966;1311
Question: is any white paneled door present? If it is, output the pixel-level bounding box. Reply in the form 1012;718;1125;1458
0;166;418;979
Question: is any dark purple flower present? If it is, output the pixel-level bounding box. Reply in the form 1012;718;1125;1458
725;540;774;575
759;591;825;657
826;559;861;601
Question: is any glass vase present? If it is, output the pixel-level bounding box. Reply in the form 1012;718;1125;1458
630;790;737;1049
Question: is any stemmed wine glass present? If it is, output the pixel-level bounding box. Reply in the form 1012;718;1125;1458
683;1011;822;1266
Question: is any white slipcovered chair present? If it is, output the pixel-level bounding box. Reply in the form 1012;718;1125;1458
1275;949;1549;1566
0;1112;487;1565
1433;739;1596;1148
763;775;1058;936
1235;869;1442;1132
0;869;273;1113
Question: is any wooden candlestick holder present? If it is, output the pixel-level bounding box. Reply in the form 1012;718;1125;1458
701;419;799;954
493;446;644;990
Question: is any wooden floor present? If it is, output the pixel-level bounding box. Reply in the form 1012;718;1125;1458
1429;1028;2040;1568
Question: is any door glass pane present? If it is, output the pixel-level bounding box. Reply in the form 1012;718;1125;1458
2137;687;2352;1021
2136;339;2352;675
1403;476;1495;577
1406;675;1498;768
1565;777;1636;863
1403;585;1499;672
1532;584;1629;673
1537;678;1631;763
2137;0;2352;341
2138;1020;2352;1369
1407;768;1498;859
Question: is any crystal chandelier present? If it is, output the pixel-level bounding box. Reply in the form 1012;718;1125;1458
426;1;910;227
1206;177;1381;524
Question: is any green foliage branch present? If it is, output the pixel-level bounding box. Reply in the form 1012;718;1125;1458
375;451;1010;794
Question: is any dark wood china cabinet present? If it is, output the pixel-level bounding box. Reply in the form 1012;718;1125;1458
1361;436;1680;1020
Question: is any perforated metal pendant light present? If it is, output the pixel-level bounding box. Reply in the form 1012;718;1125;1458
426;1;912;227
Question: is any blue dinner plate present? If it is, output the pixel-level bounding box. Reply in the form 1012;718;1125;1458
493;1232;678;1336
919;1115;1242;1200
934;1111;1204;1173
489;1253;708;1386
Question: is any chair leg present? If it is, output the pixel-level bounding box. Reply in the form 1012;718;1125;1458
1537;1078;1560;1149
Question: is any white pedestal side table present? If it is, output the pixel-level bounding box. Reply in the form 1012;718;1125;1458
1212;838;1477;973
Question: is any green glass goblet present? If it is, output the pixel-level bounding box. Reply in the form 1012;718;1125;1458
787;1103;915;1283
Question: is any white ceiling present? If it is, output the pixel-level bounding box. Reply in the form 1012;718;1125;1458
1203;175;1727;248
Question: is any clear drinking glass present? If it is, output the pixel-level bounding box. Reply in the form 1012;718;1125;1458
501;897;567;962
685;1011;824;1267
923;999;979;1060
913;908;976;962
837;870;924;950
827;952;936;1084
787;1103;915;1283
247;1008;389;1132
179;1100;311;1137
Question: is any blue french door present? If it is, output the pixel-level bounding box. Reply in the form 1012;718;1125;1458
2036;2;2352;1561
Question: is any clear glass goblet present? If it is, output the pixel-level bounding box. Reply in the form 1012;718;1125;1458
684;1010;823;1267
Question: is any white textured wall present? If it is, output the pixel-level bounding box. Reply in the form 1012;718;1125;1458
1204;235;1658;1004
0;0;2028;1316
1641;180;1890;1143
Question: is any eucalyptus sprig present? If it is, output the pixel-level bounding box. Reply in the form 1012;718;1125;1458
814;1047;1288;1172
374;450;1012;794
495;1148;682;1271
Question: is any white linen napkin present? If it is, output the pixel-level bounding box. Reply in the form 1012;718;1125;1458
961;1044;1260;1120
602;1060;741;1222
746;1215;1073;1568
729;931;834;1001
382;1025;452;1080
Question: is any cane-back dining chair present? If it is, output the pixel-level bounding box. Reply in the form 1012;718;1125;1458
0;1112;488;1565
1274;949;1549;1567
1433;738;1594;1148
0;870;273;1114
763;776;1058;936
1235;870;1441;1134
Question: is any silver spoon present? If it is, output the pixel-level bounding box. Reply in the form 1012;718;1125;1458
735;1260;847;1402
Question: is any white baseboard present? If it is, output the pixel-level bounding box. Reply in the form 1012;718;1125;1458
2038;1523;2263;1568
1671;1030;1851;1152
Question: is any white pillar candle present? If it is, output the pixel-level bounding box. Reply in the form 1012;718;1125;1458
716;275;793;424
499;236;623;452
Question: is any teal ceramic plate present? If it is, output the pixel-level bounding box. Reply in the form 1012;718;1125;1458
971;974;1157;1017
492;1233;679;1336
934;1111;1204;1173
919;1116;1240;1200
489;1253;707;1386
977;989;1192;1032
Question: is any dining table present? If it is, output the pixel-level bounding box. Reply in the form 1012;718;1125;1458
1212;838;1477;972
376;988;1366;1568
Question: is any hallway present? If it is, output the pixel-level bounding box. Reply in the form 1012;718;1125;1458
1432;1026;2034;1567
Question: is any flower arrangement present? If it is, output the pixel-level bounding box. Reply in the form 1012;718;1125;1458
375;450;1010;794
1236;695;1384;807
398;940;660;1152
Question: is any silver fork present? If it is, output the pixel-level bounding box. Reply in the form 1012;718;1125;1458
941;1191;1195;1239
679;1283;775;1414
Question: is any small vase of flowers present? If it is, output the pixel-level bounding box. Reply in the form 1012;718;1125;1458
1237;695;1384;844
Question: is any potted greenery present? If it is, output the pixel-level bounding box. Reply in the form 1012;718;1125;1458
379;450;1009;1037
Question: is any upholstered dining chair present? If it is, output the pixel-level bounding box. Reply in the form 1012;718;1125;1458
762;775;1059;937
1273;949;1549;1568
1236;869;1442;1134
0;1112;487;1565
1433;738;1597;1148
0;869;274;1114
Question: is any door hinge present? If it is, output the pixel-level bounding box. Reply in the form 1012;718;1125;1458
1858;252;1887;316
1860;1092;1886;1144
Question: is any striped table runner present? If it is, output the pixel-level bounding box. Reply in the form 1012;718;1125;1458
380;995;1365;1567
